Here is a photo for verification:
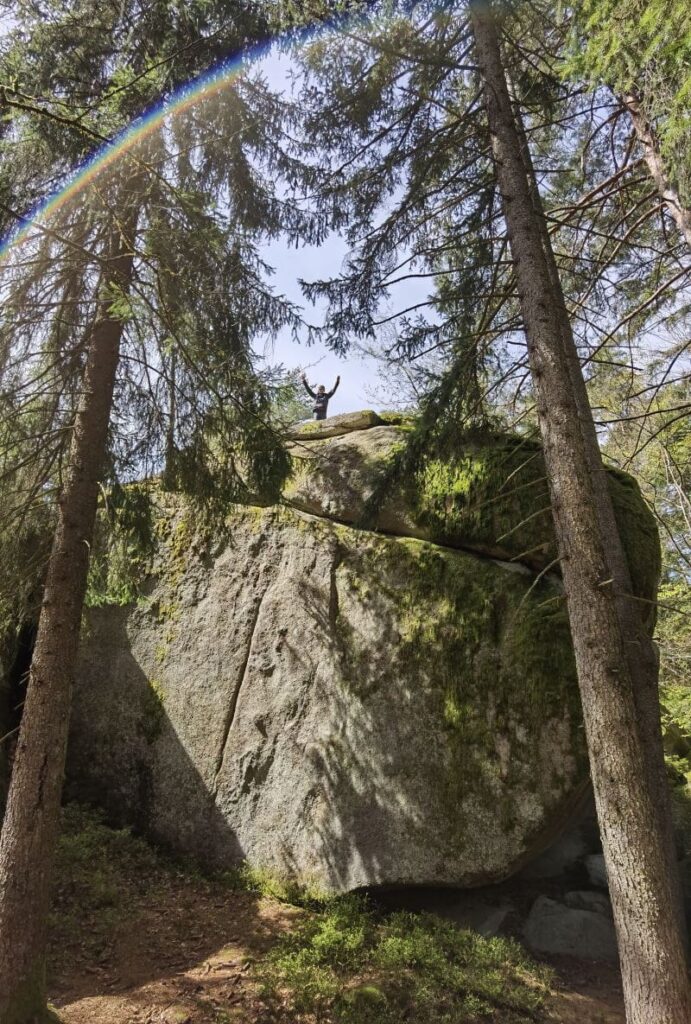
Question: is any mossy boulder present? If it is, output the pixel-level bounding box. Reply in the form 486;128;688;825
66;417;658;893
285;423;660;613
286;409;384;440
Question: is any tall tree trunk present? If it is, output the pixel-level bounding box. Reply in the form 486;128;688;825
0;205;138;1024
509;80;686;951
622;90;691;250
469;5;691;1022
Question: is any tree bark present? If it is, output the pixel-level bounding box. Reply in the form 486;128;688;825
0;205;138;1024
469;5;691;1022
623;90;691;250
509;80;686;951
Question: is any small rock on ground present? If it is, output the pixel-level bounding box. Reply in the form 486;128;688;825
524;895;618;962
564;890;612;917
585;854;608;889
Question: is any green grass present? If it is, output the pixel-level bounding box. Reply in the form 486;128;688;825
218;862;331;907
259;895;552;1023
52;807;554;1023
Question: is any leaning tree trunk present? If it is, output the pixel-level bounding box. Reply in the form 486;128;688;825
509;81;686;950
0;207;138;1023
622;90;691;250
469;5;691;1022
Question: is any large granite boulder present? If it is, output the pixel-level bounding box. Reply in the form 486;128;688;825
285;418;660;602
66;414;659;894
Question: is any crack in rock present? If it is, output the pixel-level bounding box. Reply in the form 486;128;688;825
212;586;270;793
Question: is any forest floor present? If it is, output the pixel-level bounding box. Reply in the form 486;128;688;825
48;806;625;1024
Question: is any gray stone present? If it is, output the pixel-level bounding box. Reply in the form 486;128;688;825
285;423;418;534
69;497;587;894
66;417;656;895
286;409;384;440
283;419;660;607
564;890;612;917
440;900;513;937
519;827;589;880
585;853;609;889
523;896;618;962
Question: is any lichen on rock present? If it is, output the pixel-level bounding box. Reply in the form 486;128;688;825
66;413;659;894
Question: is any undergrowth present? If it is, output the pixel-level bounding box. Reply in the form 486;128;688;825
220;862;331;908
259;895;552;1023
661;684;691;781
52;806;554;1022
50;804;168;971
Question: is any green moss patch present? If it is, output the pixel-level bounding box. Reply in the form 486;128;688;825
259;895;552;1023
410;435;659;610
324;525;587;848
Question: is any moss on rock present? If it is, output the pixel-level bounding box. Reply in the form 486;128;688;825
68;418;660;892
411;434;660;610
333;530;586;852
285;421;660;615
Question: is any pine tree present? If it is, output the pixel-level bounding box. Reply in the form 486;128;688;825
568;0;691;247
468;4;690;1018
0;3;307;1017
276;1;690;1016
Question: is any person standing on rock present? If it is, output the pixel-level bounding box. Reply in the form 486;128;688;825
300;371;340;420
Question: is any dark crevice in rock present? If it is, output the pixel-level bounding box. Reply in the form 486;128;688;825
1;622;36;816
212;586;270;793
282;502;562;586
329;546;343;629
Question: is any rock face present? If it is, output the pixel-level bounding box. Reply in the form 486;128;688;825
67;413;659;894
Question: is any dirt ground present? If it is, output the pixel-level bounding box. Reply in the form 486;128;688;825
50;876;298;1024
48;867;625;1024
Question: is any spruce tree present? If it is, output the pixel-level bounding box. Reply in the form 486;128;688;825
569;0;691;246
468;4;690;1017
0;3;307;1018
277;1;690;1016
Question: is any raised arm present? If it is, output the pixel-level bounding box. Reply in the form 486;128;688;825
327;375;341;399
300;373;316;398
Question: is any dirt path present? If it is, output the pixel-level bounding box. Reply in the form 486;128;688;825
48;808;625;1024
49;880;625;1024
546;958;624;1024
51;879;298;1024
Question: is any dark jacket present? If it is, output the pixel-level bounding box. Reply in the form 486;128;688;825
302;377;339;420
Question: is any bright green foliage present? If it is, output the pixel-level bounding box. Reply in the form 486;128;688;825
0;0;305;557
596;374;690;680
568;0;691;203
221;862;331;908
260;895;552;1023
380;426;661;612
268;371;314;430
592;370;691;790
661;686;691;781
86;484;157;607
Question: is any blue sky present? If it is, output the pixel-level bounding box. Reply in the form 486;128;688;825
0;17;437;414
253;46;380;414
259;232;379;414
254;47;435;415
